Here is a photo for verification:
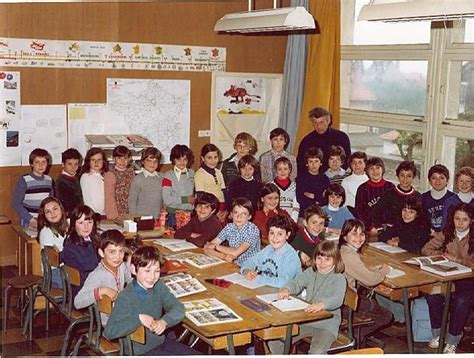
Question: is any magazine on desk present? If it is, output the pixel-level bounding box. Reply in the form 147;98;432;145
256;293;310;312
166;252;225;269
161;272;206;298
369;242;407;254
154;238;197;252
183;298;242;326
404;255;472;276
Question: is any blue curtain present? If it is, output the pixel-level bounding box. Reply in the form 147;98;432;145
279;0;309;154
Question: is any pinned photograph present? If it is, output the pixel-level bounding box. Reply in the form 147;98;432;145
5;100;15;115
0;118;10;130
6;131;19;147
4;81;17;90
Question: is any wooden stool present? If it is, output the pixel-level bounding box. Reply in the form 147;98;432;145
3;274;42;336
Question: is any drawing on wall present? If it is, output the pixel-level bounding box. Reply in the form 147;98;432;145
107;78;190;164
216;77;265;114
21;105;67;165
211;72;282;159
0;71;21;166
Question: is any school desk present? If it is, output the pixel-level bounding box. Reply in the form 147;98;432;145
361;245;474;353
144;240;332;354
12;224;41;276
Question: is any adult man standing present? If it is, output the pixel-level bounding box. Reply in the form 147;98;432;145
296;107;351;174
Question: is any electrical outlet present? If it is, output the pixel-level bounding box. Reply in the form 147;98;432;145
198;130;211;137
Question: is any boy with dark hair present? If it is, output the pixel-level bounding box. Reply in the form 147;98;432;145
162;144;195;228
241;214;301;288
296;147;330;220
104;246;198;355
372;160;421;228
75;229;131;324
259;127;297;183
221;132;261;186
226;154;263;212
204;197;260;266
55;148;83;217
421;164;454;233
290;205;328;267
174;192;222;247
325;145;348;185
354;157;394;232
12;148;54;229
341;151;368;209
272;157;299;221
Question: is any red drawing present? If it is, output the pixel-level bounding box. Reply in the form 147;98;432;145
224;85;261;104
30;41;45;51
211;48;219;57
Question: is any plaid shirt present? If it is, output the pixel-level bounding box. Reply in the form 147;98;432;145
217;221;261;266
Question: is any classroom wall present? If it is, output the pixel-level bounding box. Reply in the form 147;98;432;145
0;1;289;266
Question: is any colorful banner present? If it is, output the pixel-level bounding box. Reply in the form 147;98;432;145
0;37;226;72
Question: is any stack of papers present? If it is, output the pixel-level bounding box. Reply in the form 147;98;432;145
154;239;197;252
369;242;407;254
218;273;265;289
256;293;309;312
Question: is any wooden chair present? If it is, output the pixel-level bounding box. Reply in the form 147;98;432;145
72;294;145;356
339;347;384;354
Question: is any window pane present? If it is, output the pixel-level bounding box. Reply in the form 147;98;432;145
442;136;474;190
341;60;428;115
340;123;422;188
341;0;430;45
452;19;474;43
447;61;474;122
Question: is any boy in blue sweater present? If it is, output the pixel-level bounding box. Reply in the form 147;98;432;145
104;246;199;355
296;147;330;221
12;148;54;229
241;214;301;288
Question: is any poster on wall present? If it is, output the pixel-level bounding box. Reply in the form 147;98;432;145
20;105;67;165
106;78;190;164
0;71;21;166
211;72;283;159
68;103;108;158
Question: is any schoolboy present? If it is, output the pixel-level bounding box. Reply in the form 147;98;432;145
104;246;198;355
259;127;297;183
55;148;83;217
241;214;301;288
290;205;328;267
226;155;263;212
75;229;131;324
272;157;299;222
174;192;223;247
204;197;260;266
354;157;394;233
295;147;330;220
12;148;54;229
162;144;195;228
128;147;163;217
372;160;421;228
325;145;348;186
421;164;454;233
220;132;261;186
341;151;368;209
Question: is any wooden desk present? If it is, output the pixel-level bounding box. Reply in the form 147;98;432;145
148;240;332;354
11;224;41;276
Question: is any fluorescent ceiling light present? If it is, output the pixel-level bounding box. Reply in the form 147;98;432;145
358;0;474;22
214;5;315;33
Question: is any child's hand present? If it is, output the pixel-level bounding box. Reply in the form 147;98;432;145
187;195;195;205
443;253;457;262
100;287;118;300
279;288;290;300
304;192;315;199
204;242;216;250
243;269;257;281
300;252;312;267
150;319;167;335
224;254;234;263
305;302;324;313
387;238;399;247
190;233;201;239
139;314;154;330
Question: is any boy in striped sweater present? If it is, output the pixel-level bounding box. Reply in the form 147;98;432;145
12;148;54;229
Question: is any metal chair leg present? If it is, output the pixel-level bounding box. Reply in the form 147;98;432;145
3;285;11;333
19;289;24;326
72;333;85;356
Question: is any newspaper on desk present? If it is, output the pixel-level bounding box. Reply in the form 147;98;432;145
166;252;225;269
369;241;407;254
183;298;242;326
161;272;206;298
154;238;197;252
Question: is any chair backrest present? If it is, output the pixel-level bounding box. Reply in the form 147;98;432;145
45;246;60;267
60;264;81;314
344;288;359;312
